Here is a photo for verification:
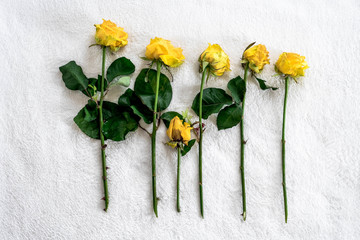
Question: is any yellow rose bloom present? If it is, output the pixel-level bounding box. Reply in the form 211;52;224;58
200;44;230;76
145;37;185;67
275;52;309;78
94;19;128;52
166;116;192;146
243;44;270;73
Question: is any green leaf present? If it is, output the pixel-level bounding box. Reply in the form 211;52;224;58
102;101;124;119
227;76;246;104
103;111;139;141
181;139;196;156
118;89;153;124
82;77;97;97
134;68;172;111
106;57;135;83
81;75;108;97
73;100;139;140
118;89;133;106
254;76;278;90
217;104;242;130
59;61;88;91
102;101;140;141
191;88;233;119
73;100;99;139
84;105;97;121
160;111;184;128
110;76;131;87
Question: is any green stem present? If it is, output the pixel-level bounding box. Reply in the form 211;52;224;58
151;60;161;217
177;146;181;212
198;68;208;218
99;46;108;211
240;63;249;221
282;76;289;223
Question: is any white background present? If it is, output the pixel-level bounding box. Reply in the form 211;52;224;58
1;0;360;239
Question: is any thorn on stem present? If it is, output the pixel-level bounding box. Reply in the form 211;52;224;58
106;167;110;170
102;144;107;149
101;197;106;200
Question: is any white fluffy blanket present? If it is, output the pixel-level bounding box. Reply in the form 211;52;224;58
1;0;359;239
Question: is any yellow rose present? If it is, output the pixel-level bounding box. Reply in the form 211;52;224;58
243;44;270;73
145;37;185;67
166;116;193;146
200;44;230;76
94;19;128;52
275;52;309;78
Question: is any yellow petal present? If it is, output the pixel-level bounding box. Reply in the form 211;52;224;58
181;122;193;145
171;117;184;140
200;43;230;76
275;52;309;78
243;44;270;73
167;116;183;141
145;37;185;67
167;116;193;145
166;141;177;148
160;55;183;68
94;19;128;51
166;117;175;140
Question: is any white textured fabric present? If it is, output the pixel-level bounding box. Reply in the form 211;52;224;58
1;0;360;239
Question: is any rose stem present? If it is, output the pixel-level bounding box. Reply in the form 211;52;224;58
99;46;109;211
198;67;208;218
151;60;161;217
177;146;181;212
281;76;289;223
240;62;249;221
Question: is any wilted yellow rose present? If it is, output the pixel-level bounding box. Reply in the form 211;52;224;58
166;116;192;146
94;19;128;52
145;37;185;67
200;44;230;76
243;44;270;73
275;52;309;78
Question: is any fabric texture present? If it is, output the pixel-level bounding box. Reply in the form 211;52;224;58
1;0;359;239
